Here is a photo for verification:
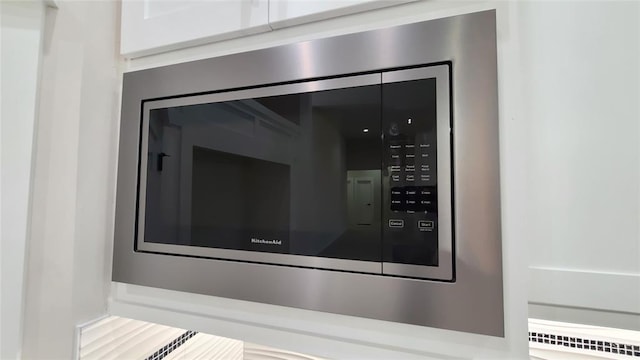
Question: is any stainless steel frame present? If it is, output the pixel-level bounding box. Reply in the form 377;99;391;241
113;10;503;336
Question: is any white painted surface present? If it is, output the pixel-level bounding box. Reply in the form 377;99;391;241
528;304;640;333
121;0;270;58
530;349;611;360
0;2;45;359
112;2;529;359
125;0;483;71
518;1;640;329
529;268;640;315
244;342;324;360
20;1;121;359
268;0;415;29
120;0;415;58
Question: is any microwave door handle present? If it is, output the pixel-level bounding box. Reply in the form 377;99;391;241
157;152;170;172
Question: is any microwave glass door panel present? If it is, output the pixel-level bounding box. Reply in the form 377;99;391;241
137;65;452;280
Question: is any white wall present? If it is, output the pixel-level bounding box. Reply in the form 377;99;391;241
110;1;530;359
519;1;640;330
20;1;121;359
0;2;46;358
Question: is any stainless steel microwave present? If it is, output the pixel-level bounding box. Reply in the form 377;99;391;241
138;65;453;280
113;10;504;336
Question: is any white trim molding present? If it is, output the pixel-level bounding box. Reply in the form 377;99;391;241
0;1;47;358
529;267;640;315
529;267;640;331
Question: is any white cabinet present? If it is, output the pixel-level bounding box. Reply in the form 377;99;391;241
269;0;415;29
121;0;418;57
121;0;270;57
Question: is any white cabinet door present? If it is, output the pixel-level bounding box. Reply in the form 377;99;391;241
121;0;270;58
269;0;416;29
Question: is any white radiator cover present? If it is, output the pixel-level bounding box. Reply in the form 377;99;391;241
529;319;640;360
77;316;323;360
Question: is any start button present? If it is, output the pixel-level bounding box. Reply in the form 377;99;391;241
418;220;435;231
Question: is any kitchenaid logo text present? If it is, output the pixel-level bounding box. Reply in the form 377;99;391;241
251;238;282;246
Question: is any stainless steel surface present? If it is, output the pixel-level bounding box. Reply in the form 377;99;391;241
139;243;383;274
113;10;503;336
144;73;382;111
380;65;453;280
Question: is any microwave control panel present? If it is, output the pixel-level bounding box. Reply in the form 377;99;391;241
382;78;441;268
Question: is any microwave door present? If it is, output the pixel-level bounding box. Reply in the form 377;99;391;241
381;65;454;281
136;74;385;274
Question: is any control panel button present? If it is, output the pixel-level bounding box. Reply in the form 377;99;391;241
389;219;405;228
390;186;436;212
390;187;405;211
418;220;435;231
